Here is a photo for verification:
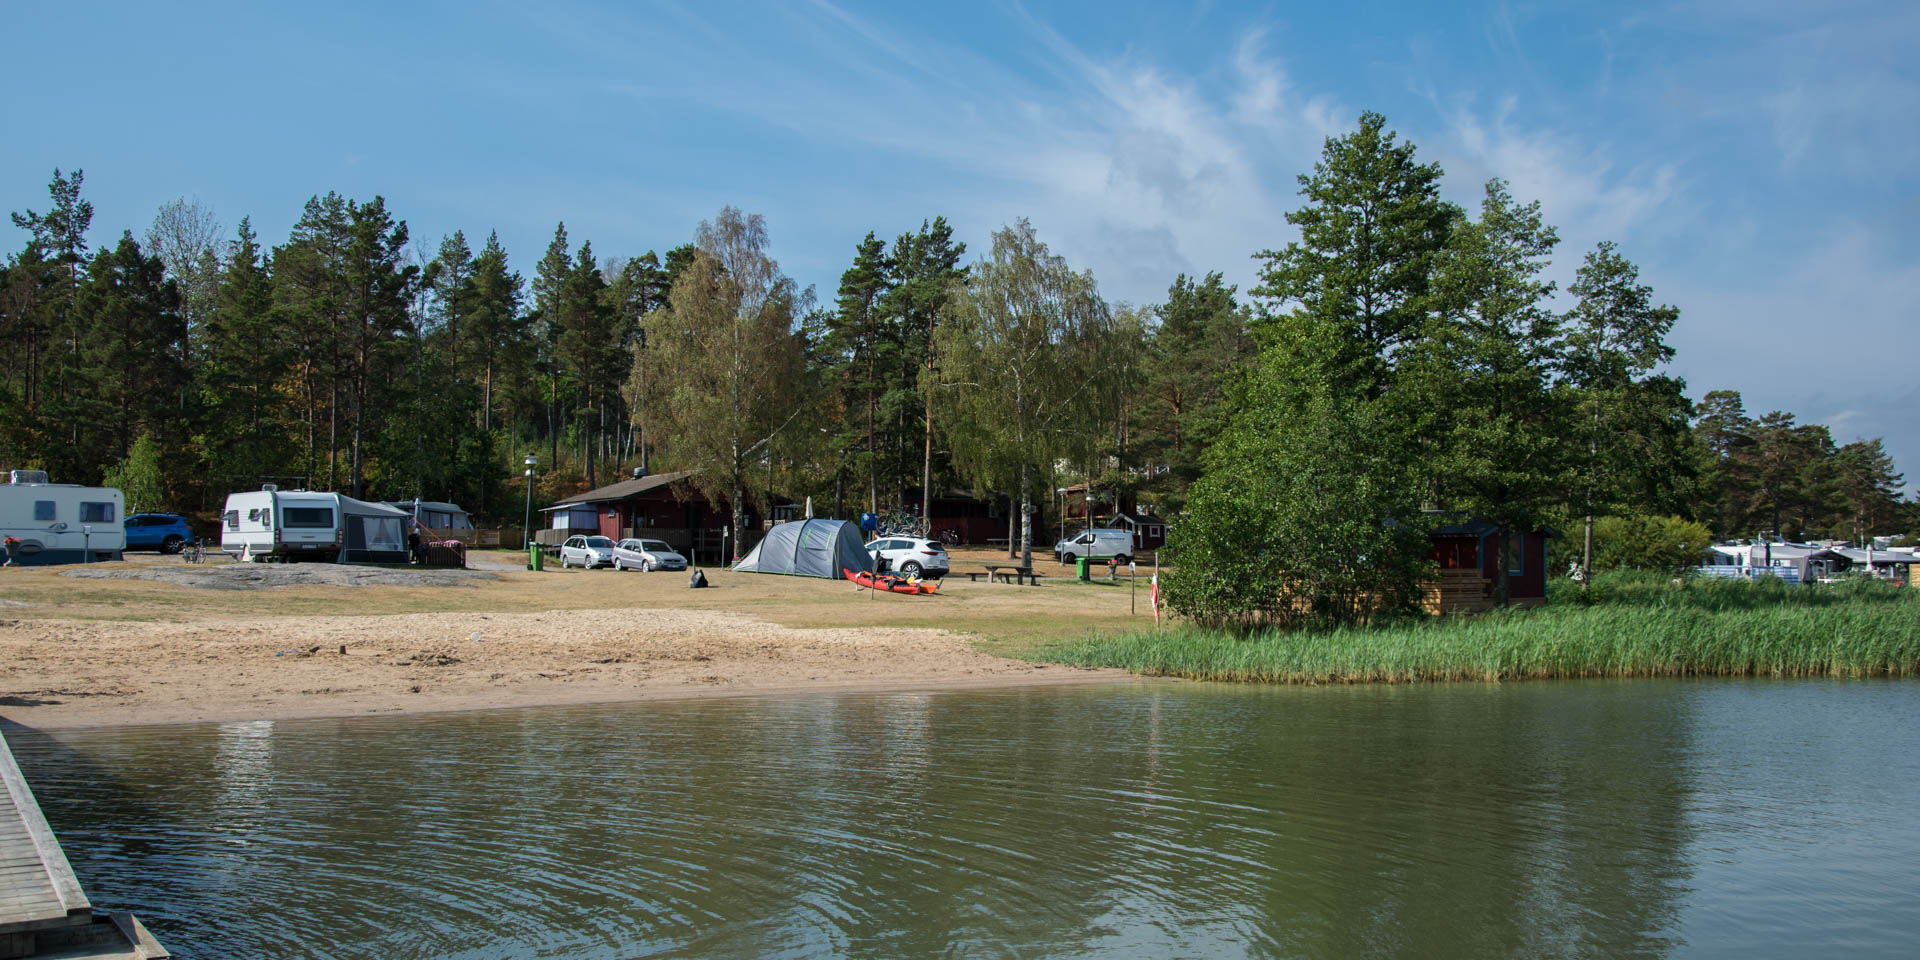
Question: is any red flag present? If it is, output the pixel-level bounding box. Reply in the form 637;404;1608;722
1150;575;1160;624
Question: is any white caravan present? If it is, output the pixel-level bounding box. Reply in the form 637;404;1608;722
221;488;344;561
0;471;125;565
221;488;413;563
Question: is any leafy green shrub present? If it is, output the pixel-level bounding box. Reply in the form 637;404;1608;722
1164;388;1431;629
1591;514;1713;575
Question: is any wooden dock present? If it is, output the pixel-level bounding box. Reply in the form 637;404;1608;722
0;730;168;959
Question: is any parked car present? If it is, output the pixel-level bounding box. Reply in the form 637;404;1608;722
124;513;195;554
612;538;687;571
559;535;616;569
865;537;949;578
1054;528;1134;565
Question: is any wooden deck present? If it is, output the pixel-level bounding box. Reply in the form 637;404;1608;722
0;730;168;959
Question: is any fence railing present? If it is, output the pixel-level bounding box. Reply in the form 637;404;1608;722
1692;565;1802;584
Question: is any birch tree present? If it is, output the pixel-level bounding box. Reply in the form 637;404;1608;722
642;207;808;555
933;219;1113;566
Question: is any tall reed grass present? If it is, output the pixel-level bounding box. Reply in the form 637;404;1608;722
1038;573;1920;683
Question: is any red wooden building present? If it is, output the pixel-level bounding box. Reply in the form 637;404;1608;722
1425;520;1552;613
540;470;763;563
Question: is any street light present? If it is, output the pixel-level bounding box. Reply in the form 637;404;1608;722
522;454;538;552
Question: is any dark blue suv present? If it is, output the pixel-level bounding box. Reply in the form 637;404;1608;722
124;513;195;553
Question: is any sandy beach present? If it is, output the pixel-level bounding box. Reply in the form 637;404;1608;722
0;550;1145;728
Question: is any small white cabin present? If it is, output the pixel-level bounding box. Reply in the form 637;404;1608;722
0;474;125;565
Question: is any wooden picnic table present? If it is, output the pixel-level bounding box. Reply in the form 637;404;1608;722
973;562;1044;585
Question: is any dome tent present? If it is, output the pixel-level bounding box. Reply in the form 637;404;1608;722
731;519;873;579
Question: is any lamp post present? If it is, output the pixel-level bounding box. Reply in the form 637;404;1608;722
522;454;538;552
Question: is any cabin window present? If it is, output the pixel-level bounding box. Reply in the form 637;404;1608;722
1508;535;1524;576
283;508;335;528
80;502;113;523
33;500;55;521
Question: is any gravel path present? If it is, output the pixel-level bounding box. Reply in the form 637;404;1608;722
61;563;496;590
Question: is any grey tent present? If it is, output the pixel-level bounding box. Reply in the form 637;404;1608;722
731;519;873;579
336;495;412;564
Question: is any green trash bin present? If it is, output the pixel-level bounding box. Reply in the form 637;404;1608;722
1076;557;1090;581
528;543;544;571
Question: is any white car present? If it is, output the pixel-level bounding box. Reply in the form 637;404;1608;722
559;535;616;569
1054;528;1134;565
865;537;949;578
612;538;687;571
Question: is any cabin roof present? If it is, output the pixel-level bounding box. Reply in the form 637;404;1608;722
547;471;695;508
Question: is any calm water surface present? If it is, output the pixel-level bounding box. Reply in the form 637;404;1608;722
10;679;1920;958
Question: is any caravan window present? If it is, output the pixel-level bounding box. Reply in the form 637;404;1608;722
33;501;55;521
80;502;114;523
283;507;335;528
225;511;240;530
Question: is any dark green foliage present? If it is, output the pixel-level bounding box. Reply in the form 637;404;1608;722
1137;272;1251;509
1164;383;1432;629
1252;111;1456;400
1590;514;1714;575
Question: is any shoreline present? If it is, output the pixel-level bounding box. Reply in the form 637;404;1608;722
0;605;1135;731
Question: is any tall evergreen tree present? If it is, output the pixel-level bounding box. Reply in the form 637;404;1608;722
71;232;188;481
1139;271;1253;508
1412;179;1563;605
200;218;290;493
1561;241;1687;583
1252;112;1456;401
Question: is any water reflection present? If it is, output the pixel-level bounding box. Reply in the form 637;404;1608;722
10;680;1920;959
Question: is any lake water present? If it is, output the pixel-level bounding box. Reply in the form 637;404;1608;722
11;679;1920;958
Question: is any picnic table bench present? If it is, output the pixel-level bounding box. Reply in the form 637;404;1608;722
966;563;1045;585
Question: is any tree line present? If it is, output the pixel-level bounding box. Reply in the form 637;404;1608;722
1;116;1911;579
1161;112;1913;627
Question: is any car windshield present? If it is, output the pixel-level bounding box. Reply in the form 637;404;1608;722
641;540;673;552
584;537;614;547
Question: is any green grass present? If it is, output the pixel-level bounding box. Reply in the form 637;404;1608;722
1032;573;1920;683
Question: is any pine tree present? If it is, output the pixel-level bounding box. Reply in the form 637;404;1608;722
1252;112;1456;401
1561;240;1687;582
1412;179;1562;605
200;218;289;493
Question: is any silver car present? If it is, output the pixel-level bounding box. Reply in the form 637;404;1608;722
612;537;688;571
559;535;616;569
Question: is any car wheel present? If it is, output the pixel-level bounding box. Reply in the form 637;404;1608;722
562;556;572;569
1116;554;1131;565
614;558;625;571
1061;552;1076;565
901;561;922;576
161;535;185;555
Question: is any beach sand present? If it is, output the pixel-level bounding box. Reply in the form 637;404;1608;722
0;550;1145;728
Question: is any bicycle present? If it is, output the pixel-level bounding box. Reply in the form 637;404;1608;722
184;537;207;564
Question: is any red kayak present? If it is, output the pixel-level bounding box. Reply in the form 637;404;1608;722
845;568;937;595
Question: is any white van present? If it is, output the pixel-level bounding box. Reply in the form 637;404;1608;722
0;473;125;565
221;488;343;561
1054;527;1134;565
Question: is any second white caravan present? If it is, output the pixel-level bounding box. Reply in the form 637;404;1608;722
221;488;344;561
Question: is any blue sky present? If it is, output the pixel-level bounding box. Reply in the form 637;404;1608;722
5;0;1916;490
